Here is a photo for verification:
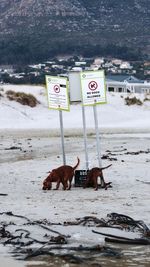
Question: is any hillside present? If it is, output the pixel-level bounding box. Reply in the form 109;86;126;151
0;0;149;64
0;84;150;134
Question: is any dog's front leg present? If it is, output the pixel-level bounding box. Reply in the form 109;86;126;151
54;179;61;190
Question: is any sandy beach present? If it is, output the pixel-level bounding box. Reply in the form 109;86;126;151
0;130;150;267
0;85;150;266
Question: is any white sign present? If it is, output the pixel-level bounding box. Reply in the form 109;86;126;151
80;70;106;106
69;71;82;102
45;76;70;111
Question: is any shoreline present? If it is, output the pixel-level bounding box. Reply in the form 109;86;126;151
0;127;150;138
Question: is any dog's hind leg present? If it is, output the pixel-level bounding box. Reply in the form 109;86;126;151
61;179;68;190
100;172;105;187
93;175;99;190
67;176;73;190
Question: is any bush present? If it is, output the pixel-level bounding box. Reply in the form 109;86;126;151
0;88;4;98
6;90;39;107
124;96;143;106
144;97;150;102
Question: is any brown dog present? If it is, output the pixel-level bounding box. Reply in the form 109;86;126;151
83;164;112;190
42;157;80;190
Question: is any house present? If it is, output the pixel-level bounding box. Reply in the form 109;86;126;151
106;75;150;93
120;62;132;69
111;59;122;66
75;61;87;66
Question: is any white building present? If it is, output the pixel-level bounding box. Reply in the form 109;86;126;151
120;62;132;69
106;75;150;94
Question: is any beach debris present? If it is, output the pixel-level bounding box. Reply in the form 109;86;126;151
92;230;150;245
0;211;122;264
101;148;150;162
64;212;150;238
136;179;150;185
0;211;149;264
92;213;150;244
4;146;22;150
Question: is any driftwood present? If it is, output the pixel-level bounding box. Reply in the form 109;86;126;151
92;230;150;245
64;212;150;236
64;215;107;227
0;211;66;238
106;212;150;236
105;237;150;245
136;179;150;185
4;146;22;150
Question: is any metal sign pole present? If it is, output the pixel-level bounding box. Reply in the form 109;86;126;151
93;104;102;168
82;105;89;170
59;110;66;165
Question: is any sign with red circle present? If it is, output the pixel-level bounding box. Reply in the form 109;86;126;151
80;70;106;106
88;81;98;91
46;76;69;111
54;84;60;93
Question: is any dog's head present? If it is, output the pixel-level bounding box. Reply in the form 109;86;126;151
42;173;52;190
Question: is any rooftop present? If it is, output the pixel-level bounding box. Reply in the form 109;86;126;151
106;74;144;84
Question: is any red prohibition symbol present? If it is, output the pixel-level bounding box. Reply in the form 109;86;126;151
54;84;60;93
88;81;98;91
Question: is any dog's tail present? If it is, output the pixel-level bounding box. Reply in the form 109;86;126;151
73;157;80;170
100;164;112;171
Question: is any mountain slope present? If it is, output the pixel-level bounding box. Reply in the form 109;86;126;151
0;0;149;64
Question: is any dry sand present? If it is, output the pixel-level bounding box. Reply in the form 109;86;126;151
0;130;150;267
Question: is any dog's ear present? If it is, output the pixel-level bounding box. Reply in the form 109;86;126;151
43;178;47;184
